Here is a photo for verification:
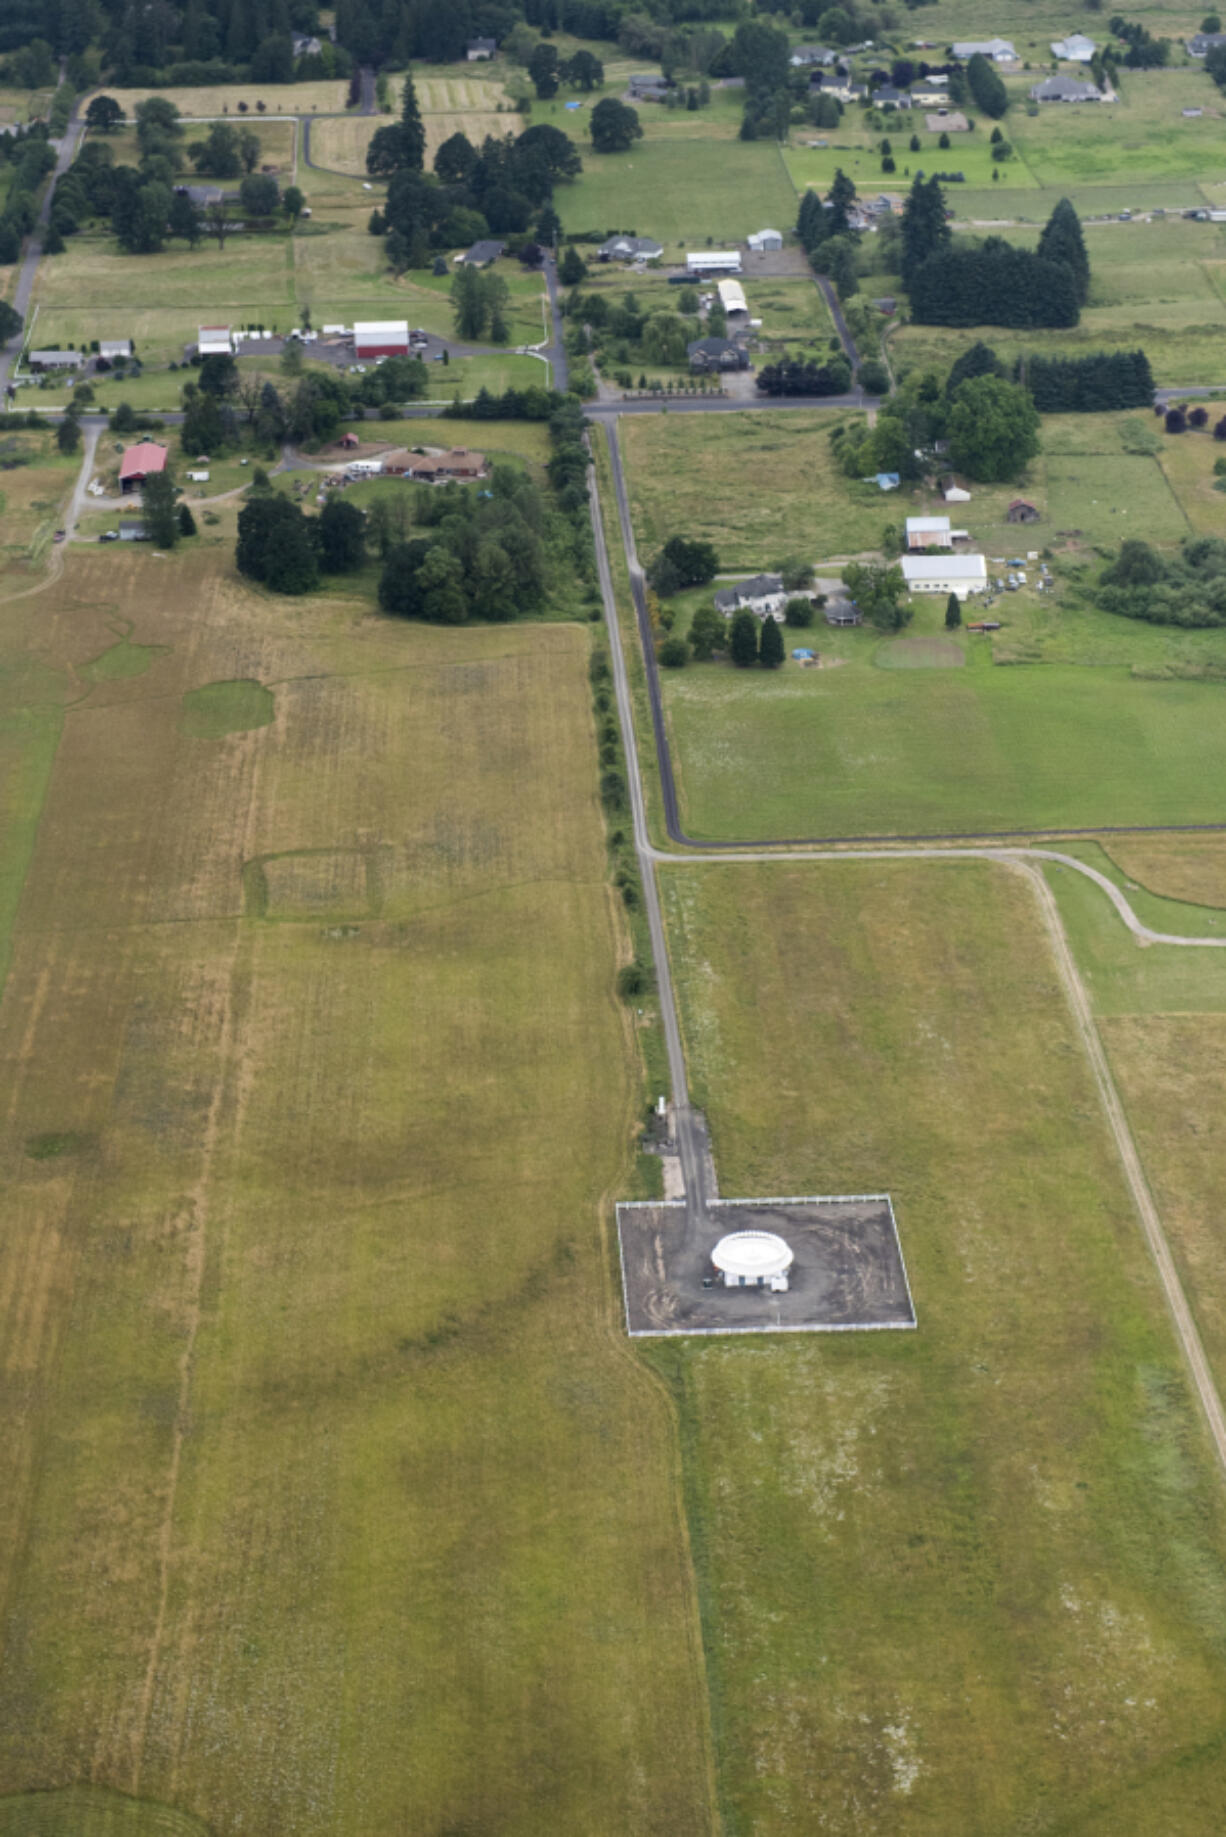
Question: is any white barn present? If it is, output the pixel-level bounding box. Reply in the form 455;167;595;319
717;278;747;315
686;250;742;274
902;554;987;598
197;326;234;355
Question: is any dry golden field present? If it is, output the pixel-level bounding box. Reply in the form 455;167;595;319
0;546;713;1835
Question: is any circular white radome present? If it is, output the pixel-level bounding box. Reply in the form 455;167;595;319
711;1231;793;1281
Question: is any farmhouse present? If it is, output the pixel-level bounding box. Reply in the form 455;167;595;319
686;250;742;274
1030;74;1102;102
1051;32;1096;61
906;515;953;550
383;448;489;481
747;228;783;251
687;336;749;373
119;440;168;492
197;326;234;355
26;349;81;371
466;36;497;58
926;109;969;132
711;1230;793;1292
717;278;748;316
953;37;1016;61
99;339;133;361
901;554;988;598
458;240;506;267
1188;30;1226;54
628;73;671;101
714;573;787;617
815;72;868;102
873;84;912;108
597;233;663;262
1007;498;1040;523
790;44;835;66
353;320;410;358
910;78;948;105
292;31;322;55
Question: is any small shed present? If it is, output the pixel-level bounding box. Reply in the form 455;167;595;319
118;519;148;541
197;326;234;356
1007;498;1040;523
100;339;134;361
825;601;862;626
941;476;972;503
747;228;783;252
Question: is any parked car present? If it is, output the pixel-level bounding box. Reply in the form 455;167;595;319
99;529;119;542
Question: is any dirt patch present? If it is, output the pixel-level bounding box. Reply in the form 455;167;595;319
876;636;965;670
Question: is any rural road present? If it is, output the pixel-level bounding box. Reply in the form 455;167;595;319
589;414;1226;1480
0;91;86;389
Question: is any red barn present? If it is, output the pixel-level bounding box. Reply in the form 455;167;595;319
119;440;169;493
353;320;410;359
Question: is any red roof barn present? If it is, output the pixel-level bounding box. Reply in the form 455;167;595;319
353;320;410;359
119;440;169;493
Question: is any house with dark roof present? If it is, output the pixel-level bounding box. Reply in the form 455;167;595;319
459;239;506;266
1188;30;1226;54
872;84;912;108
628;73;671;101
1007;498;1040;523
1030;74;1102;101
292;32;322;56
688;336;750;373
790;44;835;67
714;573;786;617
466;36;497;59
597;233;663;262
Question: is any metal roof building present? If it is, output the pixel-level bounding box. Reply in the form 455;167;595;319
197;326;234;355
901;553;987;598
686;250;742;273
353;320;410;357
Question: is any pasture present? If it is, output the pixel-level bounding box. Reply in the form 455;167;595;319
0;547;714;1834
94;81;351;117
555;138;799;249
655;855;1226;1835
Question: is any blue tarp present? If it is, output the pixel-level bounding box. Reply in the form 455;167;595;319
876;472;900;490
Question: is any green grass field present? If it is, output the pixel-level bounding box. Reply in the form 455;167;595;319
556;137;799;249
655;855;1226;1835
0;547;714;1835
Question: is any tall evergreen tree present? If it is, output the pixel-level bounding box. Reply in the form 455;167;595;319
901;175;949;287
759;615;785;667
729;610;760;666
966;52;1008;118
400;68;426;173
1037;197;1090;306
944;591;962;629
826;168;857;237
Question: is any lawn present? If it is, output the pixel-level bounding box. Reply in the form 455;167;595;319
95;81;352;117
0;432;80;580
1010;67;1226;189
654;855;1226;1835
0;547;714;1834
785;124;1039;200
555;137;800;250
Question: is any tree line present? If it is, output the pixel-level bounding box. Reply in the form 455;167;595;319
903;183;1089;329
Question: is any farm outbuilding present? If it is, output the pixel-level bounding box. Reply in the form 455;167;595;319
906;515;953;550
686;250;742;274
747;228;783;251
100;339;133;361
197;326;234;355
902;554;988;598
119;440;168;492
353;320;410;358
717;278;748;315
711;1231;793;1291
1007;499;1040;523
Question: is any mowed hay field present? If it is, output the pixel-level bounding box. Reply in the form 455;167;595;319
0;549;713;1835
310;108;519;173
656;857;1226;1836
